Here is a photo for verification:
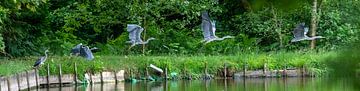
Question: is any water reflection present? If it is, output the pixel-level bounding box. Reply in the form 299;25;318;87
31;78;357;91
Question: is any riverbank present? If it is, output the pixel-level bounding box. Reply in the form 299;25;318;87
0;51;334;79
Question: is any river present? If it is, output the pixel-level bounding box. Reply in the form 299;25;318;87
31;77;358;91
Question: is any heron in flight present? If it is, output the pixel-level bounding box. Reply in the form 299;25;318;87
80;45;95;60
70;43;83;56
291;23;324;42
33;49;49;68
201;11;234;44
126;24;155;48
71;43;98;56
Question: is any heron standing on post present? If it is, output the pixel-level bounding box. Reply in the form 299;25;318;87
291;23;324;42
201;11;234;44
33;49;49;69
126;24;155;49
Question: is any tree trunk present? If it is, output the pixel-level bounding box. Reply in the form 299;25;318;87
271;6;283;49
142;0;147;54
310;0;318;49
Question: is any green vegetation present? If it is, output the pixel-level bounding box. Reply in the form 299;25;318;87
0;51;332;79
0;0;359;56
0;0;359;80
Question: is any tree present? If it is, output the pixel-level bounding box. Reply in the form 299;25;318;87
310;0;322;49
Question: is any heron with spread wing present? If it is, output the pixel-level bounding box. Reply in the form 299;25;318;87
80;45;95;60
70;43;83;56
126;24;155;48
33;49;49;69
201;11;234;44
291;23;324;42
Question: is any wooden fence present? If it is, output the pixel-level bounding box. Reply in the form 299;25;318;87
0;63;124;91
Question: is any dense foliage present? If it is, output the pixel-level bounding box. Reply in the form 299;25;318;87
0;0;359;57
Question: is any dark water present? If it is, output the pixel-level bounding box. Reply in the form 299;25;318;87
31;78;358;91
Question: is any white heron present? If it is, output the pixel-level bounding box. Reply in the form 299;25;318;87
291;23;324;42
33;49;49;68
126;24;155;48
201;11;234;44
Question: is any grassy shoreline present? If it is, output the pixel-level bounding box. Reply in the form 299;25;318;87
0;51;334;79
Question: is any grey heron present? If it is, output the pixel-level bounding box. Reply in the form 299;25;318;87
80;45;94;60
70;43;82;56
201;11;234;44
291;23;324;42
33;49;49;68
126;24;155;48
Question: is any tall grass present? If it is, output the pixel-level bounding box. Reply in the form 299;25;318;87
0;51;333;78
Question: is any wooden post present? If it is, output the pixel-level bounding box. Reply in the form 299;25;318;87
47;63;50;86
58;64;62;87
243;63;247;78
0;77;3;90
26;71;30;90
89;72;93;84
7;78;11;91
205;62;208;76
129;68;132;79
146;68;149;80
283;65;287;77
35;69;39;89
224;63;227;79
263;63;268;77
114;71;118;84
301;65;305;77
100;72;104;83
164;68;168;80
74;63;78;84
16;73;20;90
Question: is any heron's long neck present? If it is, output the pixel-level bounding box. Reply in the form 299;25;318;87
44;52;48;60
219;36;232;40
144;39;153;44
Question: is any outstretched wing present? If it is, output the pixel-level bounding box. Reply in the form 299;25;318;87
210;20;217;38
201;11;212;40
127;24;140;43
135;27;144;43
80;46;94;60
293;23;306;38
71;43;82;55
